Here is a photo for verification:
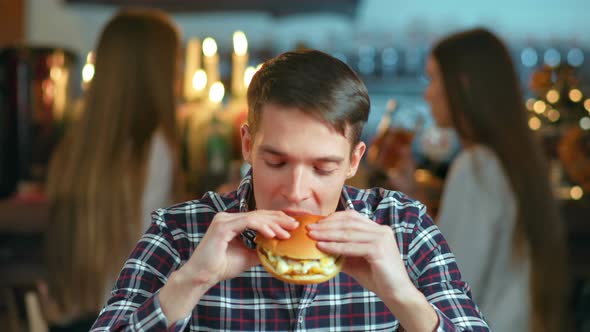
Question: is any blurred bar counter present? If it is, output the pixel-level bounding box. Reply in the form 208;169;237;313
0;196;589;286
0;197;48;287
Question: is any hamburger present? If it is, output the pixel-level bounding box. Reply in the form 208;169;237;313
255;214;344;284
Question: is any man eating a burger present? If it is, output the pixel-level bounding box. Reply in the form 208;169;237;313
92;50;490;331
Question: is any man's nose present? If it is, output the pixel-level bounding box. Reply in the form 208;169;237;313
282;166;310;203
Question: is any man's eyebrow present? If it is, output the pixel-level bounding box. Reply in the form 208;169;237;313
259;145;344;163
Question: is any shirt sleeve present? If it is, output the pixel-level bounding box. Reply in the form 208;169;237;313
90;210;189;331
403;209;491;331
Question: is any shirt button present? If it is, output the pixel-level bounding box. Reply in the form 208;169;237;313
298;316;304;324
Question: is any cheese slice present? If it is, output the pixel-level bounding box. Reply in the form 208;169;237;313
261;248;337;276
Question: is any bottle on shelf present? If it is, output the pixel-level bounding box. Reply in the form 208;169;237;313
205;114;232;181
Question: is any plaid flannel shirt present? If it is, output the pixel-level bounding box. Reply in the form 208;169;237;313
91;173;490;331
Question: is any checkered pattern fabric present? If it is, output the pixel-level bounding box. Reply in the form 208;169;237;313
91;173;489;331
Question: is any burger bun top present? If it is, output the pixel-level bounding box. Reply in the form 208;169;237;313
255;214;331;260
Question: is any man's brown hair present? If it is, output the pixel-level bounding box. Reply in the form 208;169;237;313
247;49;370;146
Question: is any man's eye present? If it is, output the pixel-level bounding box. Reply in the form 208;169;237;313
315;167;335;176
265;161;285;168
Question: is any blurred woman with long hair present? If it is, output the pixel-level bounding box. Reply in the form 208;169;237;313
419;28;567;331
42;8;184;329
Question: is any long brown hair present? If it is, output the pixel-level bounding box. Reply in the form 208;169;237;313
432;28;567;331
45;8;182;317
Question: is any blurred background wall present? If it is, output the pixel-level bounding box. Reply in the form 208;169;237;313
26;0;590;58
21;0;590;147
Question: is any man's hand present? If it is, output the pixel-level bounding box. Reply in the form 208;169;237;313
307;210;439;331
307;210;409;295
159;210;298;324
184;210;298;286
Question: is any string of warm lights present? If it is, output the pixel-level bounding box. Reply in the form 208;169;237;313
522;47;589;200
526;92;590;131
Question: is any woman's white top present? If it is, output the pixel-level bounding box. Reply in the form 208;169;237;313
142;131;174;231
437;145;530;332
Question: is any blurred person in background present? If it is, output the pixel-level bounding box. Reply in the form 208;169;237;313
39;8;185;331
391;28;567;331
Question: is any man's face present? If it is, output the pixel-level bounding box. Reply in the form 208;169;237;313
241;104;365;216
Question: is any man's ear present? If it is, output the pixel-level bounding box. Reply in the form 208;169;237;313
241;124;253;164
347;141;366;179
